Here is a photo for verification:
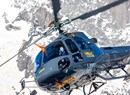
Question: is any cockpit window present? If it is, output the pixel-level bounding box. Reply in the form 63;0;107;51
65;39;78;53
43;41;68;63
35;51;43;71
73;37;89;50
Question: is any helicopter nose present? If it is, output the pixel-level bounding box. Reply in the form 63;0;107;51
35;67;75;88
36;69;63;87
35;65;56;85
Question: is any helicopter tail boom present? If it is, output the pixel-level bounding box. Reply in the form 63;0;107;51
102;46;130;62
95;46;130;81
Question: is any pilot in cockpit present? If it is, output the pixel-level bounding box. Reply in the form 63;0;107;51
59;46;66;56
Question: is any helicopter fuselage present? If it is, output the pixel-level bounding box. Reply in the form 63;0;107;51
34;32;130;93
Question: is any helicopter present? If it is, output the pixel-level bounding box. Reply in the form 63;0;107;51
1;0;130;95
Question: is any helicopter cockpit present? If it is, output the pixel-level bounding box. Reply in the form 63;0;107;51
35;32;98;73
34;32;102;92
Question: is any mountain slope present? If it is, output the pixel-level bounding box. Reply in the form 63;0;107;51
0;0;130;95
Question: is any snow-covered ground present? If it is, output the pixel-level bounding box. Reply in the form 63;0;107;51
0;0;130;95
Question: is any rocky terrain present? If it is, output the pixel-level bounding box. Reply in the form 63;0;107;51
1;0;130;95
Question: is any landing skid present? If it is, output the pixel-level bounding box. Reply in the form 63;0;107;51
66;81;106;95
87;82;106;95
15;78;37;95
96;64;130;80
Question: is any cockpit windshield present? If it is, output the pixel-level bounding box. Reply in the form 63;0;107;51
65;39;78;53
36;41;68;64
35;41;68;71
73;36;89;50
35;51;43;71
43;41;68;63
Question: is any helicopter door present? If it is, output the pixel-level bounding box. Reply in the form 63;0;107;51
65;39;83;63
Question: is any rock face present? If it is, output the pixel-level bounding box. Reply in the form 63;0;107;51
33;7;53;29
110;1;130;29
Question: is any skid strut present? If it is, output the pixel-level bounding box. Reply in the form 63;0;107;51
66;82;106;95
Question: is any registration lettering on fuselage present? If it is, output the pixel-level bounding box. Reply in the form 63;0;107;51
85;52;94;57
57;76;75;89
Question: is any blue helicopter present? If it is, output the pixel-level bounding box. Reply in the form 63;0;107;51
0;0;130;95
34;31;130;95
32;0;130;95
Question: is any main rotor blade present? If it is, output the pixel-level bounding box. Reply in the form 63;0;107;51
0;27;54;68
0;36;43;67
51;0;61;22
71;0;128;21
